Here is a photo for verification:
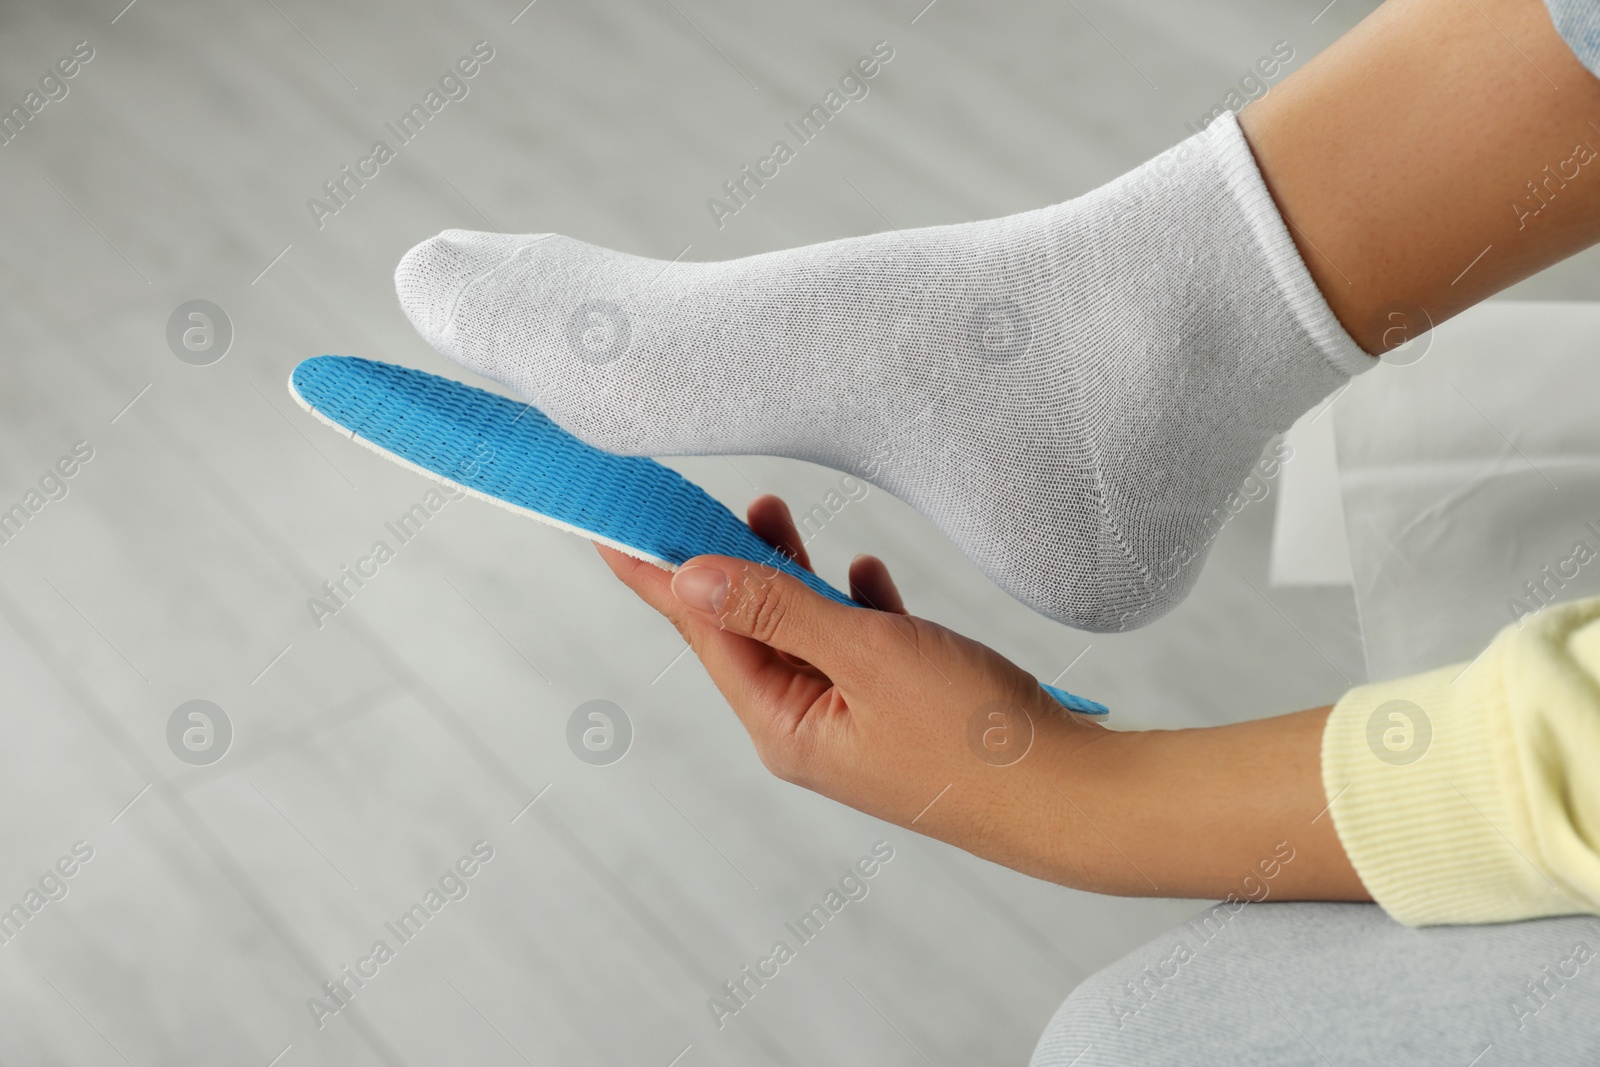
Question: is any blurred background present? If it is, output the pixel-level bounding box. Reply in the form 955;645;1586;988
1;0;1596;1064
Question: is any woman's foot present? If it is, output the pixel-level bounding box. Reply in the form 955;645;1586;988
394;112;1370;631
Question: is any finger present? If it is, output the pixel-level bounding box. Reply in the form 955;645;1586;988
597;544;812;688
596;543;816;680
847;554;907;615
600;544;841;747
671;554;872;673
598;541;803;685
595;543;680;617
746;495;812;571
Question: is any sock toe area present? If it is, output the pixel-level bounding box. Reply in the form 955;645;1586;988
395;229;542;355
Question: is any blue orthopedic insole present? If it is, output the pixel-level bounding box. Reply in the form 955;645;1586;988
288;356;1107;717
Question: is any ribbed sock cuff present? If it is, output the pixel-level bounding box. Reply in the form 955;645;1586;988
1545;0;1600;78
1207;110;1375;379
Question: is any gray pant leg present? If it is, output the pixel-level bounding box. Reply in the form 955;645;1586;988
1031;902;1600;1066
1546;0;1600;76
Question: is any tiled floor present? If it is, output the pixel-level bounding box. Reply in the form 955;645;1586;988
0;1;1593;1064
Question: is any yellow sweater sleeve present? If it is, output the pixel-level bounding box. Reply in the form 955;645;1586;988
1322;595;1600;925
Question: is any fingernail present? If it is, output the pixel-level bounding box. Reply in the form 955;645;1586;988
673;565;729;614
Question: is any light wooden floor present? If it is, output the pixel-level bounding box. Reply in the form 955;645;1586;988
0;1;1592;1064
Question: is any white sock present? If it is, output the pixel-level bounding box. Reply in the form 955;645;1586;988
395;111;1372;631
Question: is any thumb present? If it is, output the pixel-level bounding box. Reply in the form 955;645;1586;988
672;555;866;670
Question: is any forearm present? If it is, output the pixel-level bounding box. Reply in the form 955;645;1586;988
1240;0;1600;353
904;707;1370;903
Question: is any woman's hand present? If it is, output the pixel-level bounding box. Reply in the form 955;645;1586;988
597;497;1107;869
598;495;1370;903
